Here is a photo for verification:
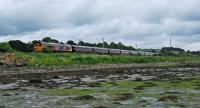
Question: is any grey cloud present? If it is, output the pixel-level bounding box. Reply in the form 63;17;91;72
0;0;200;50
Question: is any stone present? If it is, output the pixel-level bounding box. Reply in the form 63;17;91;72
29;79;43;83
2;93;11;96
135;77;143;81
72;95;96;100
88;82;102;87
94;106;108;108
158;95;179;102
114;93;135;101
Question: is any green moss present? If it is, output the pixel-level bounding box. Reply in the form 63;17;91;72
116;81;144;88
170;79;200;89
45;79;200;99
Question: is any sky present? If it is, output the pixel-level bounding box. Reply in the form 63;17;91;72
0;0;200;51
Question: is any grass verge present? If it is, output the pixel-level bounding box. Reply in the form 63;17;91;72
14;52;200;67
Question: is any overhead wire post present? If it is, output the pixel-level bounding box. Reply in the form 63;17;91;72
102;37;105;54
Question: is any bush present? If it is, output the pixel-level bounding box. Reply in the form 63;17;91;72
44;47;53;53
0;42;12;52
8;40;33;52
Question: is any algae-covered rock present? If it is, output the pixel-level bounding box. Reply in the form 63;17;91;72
94;106;108;108
29;79;43;83
88;82;102;87
135;77;143;81
114;93;135;101
2;93;12;96
158;95;179;102
72;95;96;100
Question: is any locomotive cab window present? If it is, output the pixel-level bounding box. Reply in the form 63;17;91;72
39;43;43;47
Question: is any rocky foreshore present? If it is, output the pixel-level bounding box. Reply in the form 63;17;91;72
0;62;200;83
0;61;200;108
0;62;181;76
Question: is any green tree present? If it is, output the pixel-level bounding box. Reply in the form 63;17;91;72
0;42;12;52
78;40;85;46
8;40;33;52
67;40;77;45
109;42;118;49
42;37;59;43
42;37;52;42
31;40;39;45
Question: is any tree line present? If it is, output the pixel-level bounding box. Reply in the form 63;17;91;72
42;37;136;50
0;36;135;52
1;36;199;56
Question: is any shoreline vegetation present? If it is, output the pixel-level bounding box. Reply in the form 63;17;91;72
1;52;200;78
17;52;200;66
0;52;200;67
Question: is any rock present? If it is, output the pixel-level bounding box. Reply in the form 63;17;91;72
138;100;148;103
15;62;27;67
0;105;5;108
88;82;102;87
94;106;108;108
29;79;43;83
0;83;19;90
18;88;28;91
176;104;186;107
158;95;179;102
164;91;181;94
135;77;143;81
72;95;96;100
112;102;122;105
114;93;135;101
2;93;12;96
17;80;29;83
15;93;20;95
194;87;200;90
52;76;60;79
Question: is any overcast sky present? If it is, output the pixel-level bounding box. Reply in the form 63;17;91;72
0;0;200;51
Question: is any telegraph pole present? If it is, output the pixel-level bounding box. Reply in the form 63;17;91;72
170;36;172;47
102;38;105;48
102;38;105;54
135;44;138;50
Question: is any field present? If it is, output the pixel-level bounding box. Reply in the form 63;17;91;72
15;52;200;67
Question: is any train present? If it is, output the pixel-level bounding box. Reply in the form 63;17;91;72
34;42;158;56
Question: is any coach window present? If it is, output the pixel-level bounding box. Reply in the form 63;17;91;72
60;46;64;50
39;44;42;47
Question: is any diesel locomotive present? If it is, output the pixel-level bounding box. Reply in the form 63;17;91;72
34;42;158;56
